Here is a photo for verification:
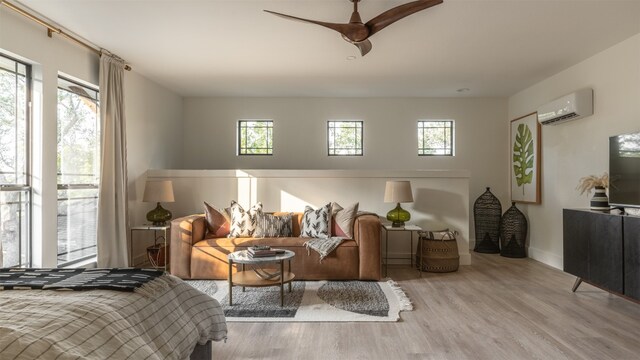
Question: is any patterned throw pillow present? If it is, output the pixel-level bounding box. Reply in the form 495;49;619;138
300;203;331;239
228;201;263;238
204;202;231;237
254;213;293;238
331;202;359;238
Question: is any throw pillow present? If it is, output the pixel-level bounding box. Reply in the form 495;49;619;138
300;203;331;239
203;202;231;237
331;202;359;238
228;201;263;238
254;213;293;238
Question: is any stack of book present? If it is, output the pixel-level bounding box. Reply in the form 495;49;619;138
247;246;284;258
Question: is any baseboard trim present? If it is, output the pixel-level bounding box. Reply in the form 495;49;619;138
385;251;471;265
527;246;562;270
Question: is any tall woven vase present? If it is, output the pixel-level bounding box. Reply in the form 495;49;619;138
500;202;527;258
590;186;609;212
473;187;502;253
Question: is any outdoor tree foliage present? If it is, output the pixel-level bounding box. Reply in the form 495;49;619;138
0;67;27;185
418;121;452;155
0;60;28;267
329;121;362;155
239;121;272;154
513;123;534;195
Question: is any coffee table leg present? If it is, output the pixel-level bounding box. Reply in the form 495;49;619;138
280;260;284;307
228;259;233;306
242;263;245;292
288;259;292;292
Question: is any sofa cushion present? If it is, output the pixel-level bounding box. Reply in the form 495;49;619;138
228;201;263;237
331;202;359;238
273;212;303;236
203;202;230;237
300;203;331;238
254;213;293;238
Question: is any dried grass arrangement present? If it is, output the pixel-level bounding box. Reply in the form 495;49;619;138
576;172;609;195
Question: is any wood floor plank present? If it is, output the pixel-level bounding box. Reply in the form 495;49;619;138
211;253;640;359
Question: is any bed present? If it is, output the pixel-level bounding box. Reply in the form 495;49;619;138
0;269;227;360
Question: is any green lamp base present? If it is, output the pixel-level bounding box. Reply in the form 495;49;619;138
386;202;410;228
146;202;172;226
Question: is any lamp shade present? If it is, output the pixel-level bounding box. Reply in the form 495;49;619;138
384;180;413;203
143;180;175;203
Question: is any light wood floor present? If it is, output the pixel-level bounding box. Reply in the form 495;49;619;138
211;253;640;359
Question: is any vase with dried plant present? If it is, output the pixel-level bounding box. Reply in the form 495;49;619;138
576;172;610;212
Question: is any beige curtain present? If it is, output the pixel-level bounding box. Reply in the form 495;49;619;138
97;53;129;267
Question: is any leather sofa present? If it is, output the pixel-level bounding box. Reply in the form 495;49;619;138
170;212;381;280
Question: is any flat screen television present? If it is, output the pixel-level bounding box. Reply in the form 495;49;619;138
609;131;640;208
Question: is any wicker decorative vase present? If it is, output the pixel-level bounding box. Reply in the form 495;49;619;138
499;203;527;258
473;187;502;254
416;230;460;272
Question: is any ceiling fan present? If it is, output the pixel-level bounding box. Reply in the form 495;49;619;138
264;0;443;57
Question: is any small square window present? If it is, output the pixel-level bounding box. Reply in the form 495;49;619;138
418;120;454;156
238;120;273;155
328;121;363;156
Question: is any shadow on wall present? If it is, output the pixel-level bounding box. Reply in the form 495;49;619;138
413;187;466;230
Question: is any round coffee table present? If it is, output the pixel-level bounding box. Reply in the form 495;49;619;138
227;249;295;307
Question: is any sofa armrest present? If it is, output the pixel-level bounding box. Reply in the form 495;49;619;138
170;214;206;279
353;214;381;280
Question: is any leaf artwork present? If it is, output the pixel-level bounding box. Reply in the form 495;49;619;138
513;123;534;195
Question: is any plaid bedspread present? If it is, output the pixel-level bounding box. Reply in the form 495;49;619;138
0;274;227;360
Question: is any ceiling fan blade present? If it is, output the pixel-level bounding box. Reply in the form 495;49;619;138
353;40;372;56
365;0;443;37
264;10;356;36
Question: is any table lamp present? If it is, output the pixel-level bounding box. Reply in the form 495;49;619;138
384;180;413;227
143;180;175;226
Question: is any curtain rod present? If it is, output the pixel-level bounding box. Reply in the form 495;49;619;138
1;0;132;71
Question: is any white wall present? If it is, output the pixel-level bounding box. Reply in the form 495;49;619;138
1;8;184;266
181;97;509;246
508;33;640;269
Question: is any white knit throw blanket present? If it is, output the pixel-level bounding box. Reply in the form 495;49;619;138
304;237;345;262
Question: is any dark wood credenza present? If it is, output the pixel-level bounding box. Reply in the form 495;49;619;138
563;208;640;301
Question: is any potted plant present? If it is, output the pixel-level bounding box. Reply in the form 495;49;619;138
576;172;609;211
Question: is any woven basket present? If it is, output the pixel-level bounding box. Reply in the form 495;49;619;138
147;243;170;268
416;230;460;273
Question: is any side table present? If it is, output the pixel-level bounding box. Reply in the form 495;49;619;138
130;225;170;271
382;224;422;277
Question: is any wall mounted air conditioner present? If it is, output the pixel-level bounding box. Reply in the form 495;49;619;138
537;88;593;125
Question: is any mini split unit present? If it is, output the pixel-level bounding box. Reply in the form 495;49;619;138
537;88;594;125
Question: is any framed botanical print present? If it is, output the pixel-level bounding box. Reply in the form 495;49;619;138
510;112;541;204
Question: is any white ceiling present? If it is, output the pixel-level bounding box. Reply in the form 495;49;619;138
15;0;640;97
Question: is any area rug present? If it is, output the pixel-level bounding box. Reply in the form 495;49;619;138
186;279;412;322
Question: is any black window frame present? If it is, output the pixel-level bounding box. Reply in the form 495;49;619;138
327;120;364;156
418;120;455;156
237;120;274;156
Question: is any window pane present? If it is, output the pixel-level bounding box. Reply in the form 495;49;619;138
57;188;98;264
0;54;30;268
1;189;29;267
418;120;454;156
238;120;273;155
328;121;363;156
0;59;28;185
57;77;100;265
57;81;100;185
